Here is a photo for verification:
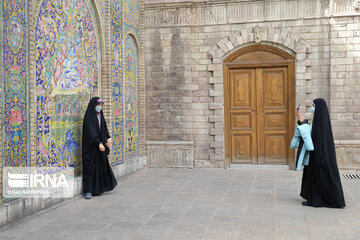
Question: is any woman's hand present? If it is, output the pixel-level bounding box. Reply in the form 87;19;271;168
296;110;305;123
99;143;105;152
105;138;112;147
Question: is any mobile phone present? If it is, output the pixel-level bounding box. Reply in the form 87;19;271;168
296;104;300;110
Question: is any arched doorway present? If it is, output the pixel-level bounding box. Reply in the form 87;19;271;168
224;44;295;167
124;34;139;159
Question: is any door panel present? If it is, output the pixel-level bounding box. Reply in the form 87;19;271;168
264;70;286;107
230;70;253;108
264;134;288;163
231;134;253;163
264;112;286;130
229;69;257;164
231;113;252;130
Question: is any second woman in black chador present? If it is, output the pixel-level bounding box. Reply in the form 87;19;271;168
82;97;117;199
299;98;345;208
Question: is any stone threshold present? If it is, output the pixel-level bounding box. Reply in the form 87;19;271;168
230;164;289;169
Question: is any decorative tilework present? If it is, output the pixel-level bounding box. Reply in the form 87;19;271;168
2;0;29;168
111;0;124;166
124;35;138;158
124;0;140;40
97;0;105;17
35;0;101;168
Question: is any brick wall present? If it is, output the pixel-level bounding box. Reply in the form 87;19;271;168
146;27;193;141
330;17;360;140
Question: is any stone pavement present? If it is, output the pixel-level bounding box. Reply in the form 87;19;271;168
0;168;359;240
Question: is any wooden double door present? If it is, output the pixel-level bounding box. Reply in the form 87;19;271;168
226;67;289;165
224;45;295;167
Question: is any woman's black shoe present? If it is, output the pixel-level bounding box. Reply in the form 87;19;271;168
302;201;310;206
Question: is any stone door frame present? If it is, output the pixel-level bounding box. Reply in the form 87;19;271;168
207;26;312;169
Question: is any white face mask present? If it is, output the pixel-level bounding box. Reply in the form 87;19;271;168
95;106;102;113
311;106;315;114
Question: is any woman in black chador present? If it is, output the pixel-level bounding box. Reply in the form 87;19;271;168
297;98;345;208
82;97;117;199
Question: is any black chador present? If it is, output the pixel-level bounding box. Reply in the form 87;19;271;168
300;98;345;208
82;97;117;197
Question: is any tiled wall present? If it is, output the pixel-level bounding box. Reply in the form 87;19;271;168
0;0;144;203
